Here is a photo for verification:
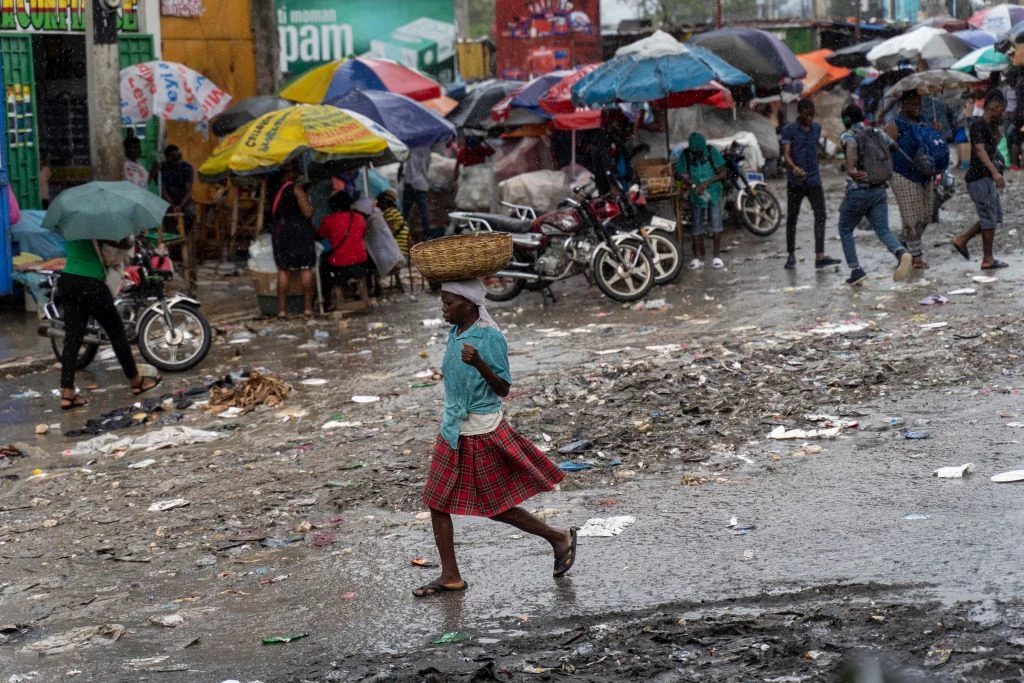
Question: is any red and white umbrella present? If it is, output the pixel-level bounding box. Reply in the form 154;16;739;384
120;60;231;124
968;3;1024;35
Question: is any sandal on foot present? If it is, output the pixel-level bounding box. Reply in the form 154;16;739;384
131;375;162;395
553;526;579;578
981;259;1009;270
412;580;468;598
60;394;88;411
951;241;970;260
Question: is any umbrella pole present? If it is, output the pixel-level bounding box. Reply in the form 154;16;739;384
363;166;370;197
663;106;671;158
227;183;239;264
570;129;577;178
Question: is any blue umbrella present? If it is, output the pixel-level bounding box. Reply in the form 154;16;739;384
572;32;750;107
953;29;997;50
325;89;455;148
508;71;574;112
691;27;806;93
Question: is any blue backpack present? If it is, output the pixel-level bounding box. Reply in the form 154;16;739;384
908;123;950;176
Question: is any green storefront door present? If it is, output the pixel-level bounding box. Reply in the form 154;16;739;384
0;33;38;210
119;34;156;173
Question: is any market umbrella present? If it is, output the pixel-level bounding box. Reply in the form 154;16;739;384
326;89;455;148
952;29;997;50
43;181;170;241
868;27;973;71
120;60;232;124
797;50;851;95
538;64;602;115
279;57;442;105
951;45;1010;77
210;95;291;137
969;4;1024;35
198;105;409;182
826;39;883;68
491;71;573;122
447;80;525;133
572;31;751;108
999;19;1024;52
690;27;806;93
884;69;980;98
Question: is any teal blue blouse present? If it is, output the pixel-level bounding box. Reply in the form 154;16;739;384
440;322;511;448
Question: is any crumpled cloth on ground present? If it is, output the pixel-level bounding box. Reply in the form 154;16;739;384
20;624;124;655
63;426;223;457
207;370;290;415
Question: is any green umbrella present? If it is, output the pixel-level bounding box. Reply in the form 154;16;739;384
951;45;1009;76
43;181;170;241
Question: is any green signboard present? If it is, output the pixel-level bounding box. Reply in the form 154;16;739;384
276;0;456;83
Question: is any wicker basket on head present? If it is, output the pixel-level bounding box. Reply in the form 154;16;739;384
411;233;513;282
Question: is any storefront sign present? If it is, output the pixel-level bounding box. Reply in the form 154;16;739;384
275;0;457;84
0;0;141;34
161;0;203;18
494;0;601;80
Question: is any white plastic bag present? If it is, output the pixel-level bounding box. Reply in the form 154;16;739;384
363;208;404;276
455;164;493;211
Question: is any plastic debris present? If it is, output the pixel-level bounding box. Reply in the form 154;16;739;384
557;461;592;472
63;427;223;457
312;329;330;341
148;499;190;512
558;438;593;454
577;515;636;537
924;642;953;668
19;624;125;655
971;275;998;284
902;513;931;521
767;425;841;440
903;431;931;439
11;390;42;399
351;395;380;403
430;632;470;645
919;295;948;305
727;516;756;535
150;614;184;628
299;378;328;386
991;470;1024;483
128;458;157;469
947;288;976;295
934;464;974;478
321;420;363;430
411;558;439;568
261;633;308;645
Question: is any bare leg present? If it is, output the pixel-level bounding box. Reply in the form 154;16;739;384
980;229;996;266
953;222;981;252
300;269;315;316
276;270;289;317
491;507;571;555
412;509;466;596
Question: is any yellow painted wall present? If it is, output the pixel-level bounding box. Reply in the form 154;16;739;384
161;0;257;199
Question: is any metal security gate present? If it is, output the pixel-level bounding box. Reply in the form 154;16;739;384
119;34;156;173
0;33;38;210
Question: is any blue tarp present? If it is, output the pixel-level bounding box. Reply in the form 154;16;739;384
11;210;65;260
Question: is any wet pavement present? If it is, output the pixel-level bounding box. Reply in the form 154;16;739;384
2;171;1024;681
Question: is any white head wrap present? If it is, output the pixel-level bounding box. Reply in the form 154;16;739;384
441;279;500;332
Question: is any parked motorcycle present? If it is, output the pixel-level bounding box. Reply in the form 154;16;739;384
37;244;211;373
601;186;683;286
449;183;656;303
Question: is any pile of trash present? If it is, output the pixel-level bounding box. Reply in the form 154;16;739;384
207;371;291;416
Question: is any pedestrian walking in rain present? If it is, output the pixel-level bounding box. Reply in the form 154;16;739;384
675;132;727;270
885;90;939;269
414;279;577;597
781;98;839;270
56;239;161;410
836;104;912;286
399;145;432;242
952;91;1010;270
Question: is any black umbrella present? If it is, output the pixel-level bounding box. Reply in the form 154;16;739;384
691;28;806;94
210;95;292;137
826;39;884;68
447;80;524;134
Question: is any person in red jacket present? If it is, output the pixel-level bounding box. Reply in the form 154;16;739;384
318;191;371;309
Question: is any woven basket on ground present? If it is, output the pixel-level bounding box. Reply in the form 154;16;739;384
411;233;513;281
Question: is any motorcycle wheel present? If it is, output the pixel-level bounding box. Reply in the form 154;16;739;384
137;303;211;372
592;239;655;303
646;232;683;286
483;274;525;302
738;187;782;236
50;335;99;370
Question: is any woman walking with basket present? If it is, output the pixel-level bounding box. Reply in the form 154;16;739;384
413;278;578;597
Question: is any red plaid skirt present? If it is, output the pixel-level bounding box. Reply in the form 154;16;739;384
422;420;565;517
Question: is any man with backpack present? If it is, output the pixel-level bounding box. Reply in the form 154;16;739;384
884;90;949;270
837;104;913;286
675;132;728;270
951;90;1009;270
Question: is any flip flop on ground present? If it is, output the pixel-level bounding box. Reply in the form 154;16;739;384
981;259;1009;270
951;240;970;260
553;526;579;578
131;375;162;395
412;580;468;598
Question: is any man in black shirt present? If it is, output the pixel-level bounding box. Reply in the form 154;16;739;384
155;145;196;231
951;91;1008;270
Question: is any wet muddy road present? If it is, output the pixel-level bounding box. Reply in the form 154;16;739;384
2;173;1024;681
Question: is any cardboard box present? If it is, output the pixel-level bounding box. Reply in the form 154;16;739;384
391;17;456;63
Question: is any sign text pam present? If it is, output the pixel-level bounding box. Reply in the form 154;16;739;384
0;0;140;33
277;8;353;70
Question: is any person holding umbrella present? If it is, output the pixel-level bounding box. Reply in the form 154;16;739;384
42;182;169;410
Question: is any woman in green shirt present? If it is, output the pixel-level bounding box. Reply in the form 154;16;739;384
57;239;160;409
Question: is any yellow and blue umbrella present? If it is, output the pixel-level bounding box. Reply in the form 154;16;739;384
198;105;408;182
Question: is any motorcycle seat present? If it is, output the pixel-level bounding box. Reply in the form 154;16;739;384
470;213;533;233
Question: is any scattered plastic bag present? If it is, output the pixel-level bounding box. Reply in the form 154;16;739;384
577;515;636;537
557;439;592;454
919;295;948;305
558;461;592;472
261;633;308;645
148;499;190;512
63;427;223;457
934;463;974;478
20;624;125;655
